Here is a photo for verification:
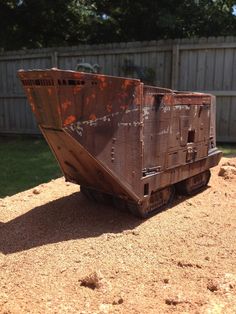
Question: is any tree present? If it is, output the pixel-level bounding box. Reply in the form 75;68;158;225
0;0;236;51
89;0;236;42
0;0;95;50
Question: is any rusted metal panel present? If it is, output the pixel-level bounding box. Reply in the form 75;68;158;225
19;69;144;198
41;127;140;202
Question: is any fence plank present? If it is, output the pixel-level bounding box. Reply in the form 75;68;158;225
178;50;189;90
196;50;206;90
229;97;236;141
214;49;225;90
171;44;179;89
205;49;216;90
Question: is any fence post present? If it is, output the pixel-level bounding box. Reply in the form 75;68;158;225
171;44;179;90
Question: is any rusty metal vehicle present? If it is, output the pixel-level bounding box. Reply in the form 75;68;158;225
18;69;222;218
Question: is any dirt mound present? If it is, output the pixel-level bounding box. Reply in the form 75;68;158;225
218;161;236;179
0;157;236;313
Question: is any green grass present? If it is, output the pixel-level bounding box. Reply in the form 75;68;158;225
217;143;236;157
0;136;61;198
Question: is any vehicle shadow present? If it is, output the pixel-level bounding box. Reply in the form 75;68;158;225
0;185;212;255
0;192;142;255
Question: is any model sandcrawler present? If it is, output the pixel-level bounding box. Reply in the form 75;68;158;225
18;69;222;217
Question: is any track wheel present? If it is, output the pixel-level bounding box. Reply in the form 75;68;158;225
80;186;113;204
176;170;211;196
128;185;175;219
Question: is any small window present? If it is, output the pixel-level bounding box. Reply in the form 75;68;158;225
187;130;195;143
144;183;149;196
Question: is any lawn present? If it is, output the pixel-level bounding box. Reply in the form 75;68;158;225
0;136;61;198
217;144;236;157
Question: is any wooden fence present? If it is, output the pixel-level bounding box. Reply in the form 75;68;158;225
0;36;235;142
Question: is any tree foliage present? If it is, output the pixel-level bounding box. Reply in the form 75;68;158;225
0;0;95;50
91;0;236;42
0;0;236;50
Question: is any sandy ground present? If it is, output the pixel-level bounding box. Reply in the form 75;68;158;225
0;157;236;314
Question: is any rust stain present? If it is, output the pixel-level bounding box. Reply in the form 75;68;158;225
30;103;36;112
28;94;36;112
163;94;174;105
62;100;72;111
120;105;127;110
122;80;132;89
106;104;112;113
99;76;106;83
48;88;52;95
89;114;97;121
64;115;76;125
75;86;82;92
74;72;83;80
99;76;108;90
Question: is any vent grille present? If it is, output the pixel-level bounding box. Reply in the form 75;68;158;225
22;79;54;86
22;78;98;87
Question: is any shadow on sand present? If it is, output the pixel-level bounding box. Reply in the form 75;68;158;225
0;192;142;255
0;184;212;255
